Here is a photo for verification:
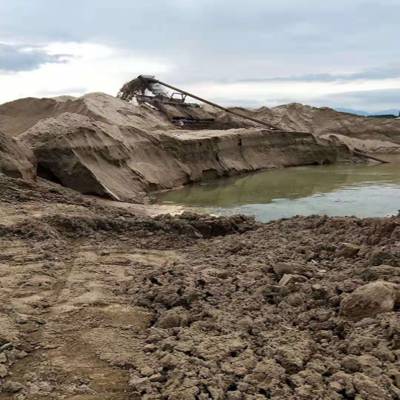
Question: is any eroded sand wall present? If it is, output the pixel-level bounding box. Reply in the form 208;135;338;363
19;112;346;203
1;93;353;202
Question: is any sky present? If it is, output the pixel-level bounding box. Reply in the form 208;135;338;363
0;0;399;112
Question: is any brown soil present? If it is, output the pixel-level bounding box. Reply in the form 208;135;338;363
0;174;399;400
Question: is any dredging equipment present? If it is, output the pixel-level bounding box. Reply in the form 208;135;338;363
118;75;279;130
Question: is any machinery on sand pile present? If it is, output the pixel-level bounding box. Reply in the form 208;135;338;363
118;75;279;130
117;75;388;163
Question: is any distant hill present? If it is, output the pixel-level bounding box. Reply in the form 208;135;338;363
334;107;399;117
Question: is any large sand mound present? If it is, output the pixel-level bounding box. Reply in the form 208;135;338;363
0;93;174;137
17;94;348;202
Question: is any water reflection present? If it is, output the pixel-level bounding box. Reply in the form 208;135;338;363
155;163;400;222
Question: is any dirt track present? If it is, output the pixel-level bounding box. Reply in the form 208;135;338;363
0;174;399;399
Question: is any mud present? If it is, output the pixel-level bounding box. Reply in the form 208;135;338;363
0;174;399;399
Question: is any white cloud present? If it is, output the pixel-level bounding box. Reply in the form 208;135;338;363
1;40;399;112
185;78;400;110
0;42;172;103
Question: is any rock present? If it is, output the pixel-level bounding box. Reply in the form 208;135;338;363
275;346;307;372
1;380;24;393
388;368;400;388
156;307;189;329
279;274;307;287
328;371;354;396
0;130;36;180
341;355;361;372
244;358;285;391
340;281;400;321
226;391;242;400
0;364;8;378
370;249;400;267
311;284;328;300
362;264;400;281
286;292;306;306
0;353;7;363
337;243;360;258
353;372;388;399
273;262;303;276
357;354;381;374
129;375;149;387
261;284;288;303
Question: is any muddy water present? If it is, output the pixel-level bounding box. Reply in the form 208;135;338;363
154;163;400;222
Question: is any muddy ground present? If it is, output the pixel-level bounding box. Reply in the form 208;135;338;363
0;174;399;400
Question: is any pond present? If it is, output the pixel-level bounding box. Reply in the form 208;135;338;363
154;163;400;222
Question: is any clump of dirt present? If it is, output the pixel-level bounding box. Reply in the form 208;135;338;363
0;174;399;399
0;131;36;180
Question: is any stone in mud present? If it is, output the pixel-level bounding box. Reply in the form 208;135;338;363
1;380;24;393
279;273;307;287
286;292;306;306
362;264;400;281
244;358;285;392
273;262;303;276
353;372;389;399
328;371;354;395
370;248;400;267
275;346;307;372
341;355;361;372
0;364;8;378
156;307;189;329
311;284;328;300
337;242;360;258
340;281;400;320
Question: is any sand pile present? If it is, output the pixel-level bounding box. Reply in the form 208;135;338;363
14;93;347;202
0;174;399;399
210;103;400;153
268;104;400;153
0;93;173;137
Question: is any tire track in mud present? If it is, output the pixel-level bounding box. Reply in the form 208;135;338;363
1;240;135;400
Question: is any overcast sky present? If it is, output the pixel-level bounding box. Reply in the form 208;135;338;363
0;0;399;111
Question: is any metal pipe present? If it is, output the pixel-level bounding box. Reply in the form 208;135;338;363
352;149;388;164
154;79;279;130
